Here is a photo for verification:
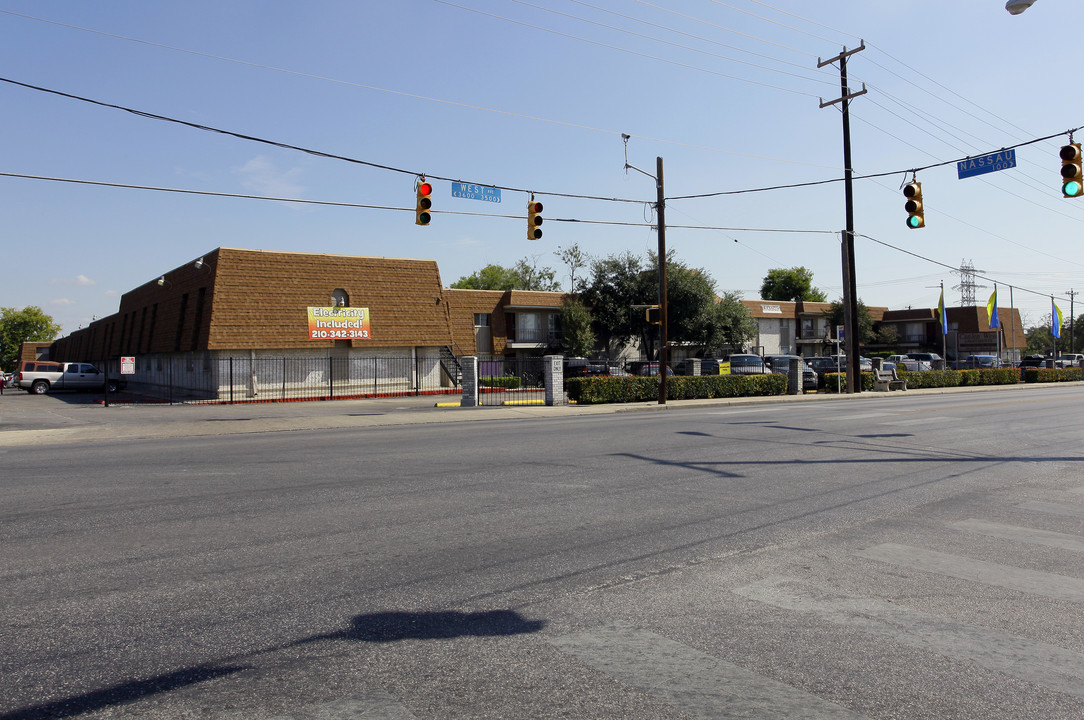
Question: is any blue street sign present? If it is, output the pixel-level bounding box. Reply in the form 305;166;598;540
957;149;1016;179
451;182;501;203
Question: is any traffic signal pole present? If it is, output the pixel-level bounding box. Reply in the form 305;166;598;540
819;44;866;393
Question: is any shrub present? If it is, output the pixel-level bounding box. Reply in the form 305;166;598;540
565;373;786;404
481;376;522;389
822;372;875;393
1023;367;1082;383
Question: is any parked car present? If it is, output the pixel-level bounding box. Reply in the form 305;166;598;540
625;361;674;377
1020;354;1050;369
906;352;943;369
16;360;124;395
563;357;610;378
763;355;819;391
1055;353;1084;368
953;355;1003;369
726;354;771;375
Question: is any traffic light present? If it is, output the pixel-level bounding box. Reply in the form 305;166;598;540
645;305;660;324
1061;143;1083;198
527;199;543;240
415;180;433;225
903;181;924;229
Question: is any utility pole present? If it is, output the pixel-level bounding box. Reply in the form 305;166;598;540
656;157;668;405
623;136;668;404
819;43;867;393
1067;289;1077;352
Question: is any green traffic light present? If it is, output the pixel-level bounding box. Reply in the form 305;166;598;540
907;215;922;228
1064;180;1083;197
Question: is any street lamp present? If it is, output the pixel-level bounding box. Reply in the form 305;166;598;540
1006;0;1037;14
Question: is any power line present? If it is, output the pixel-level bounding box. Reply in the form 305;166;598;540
0;170;835;235
856;232;1074;304
0;8;828;168
433;0;822;98
0;76;649;205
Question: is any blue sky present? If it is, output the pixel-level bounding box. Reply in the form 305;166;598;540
2;1;1081;336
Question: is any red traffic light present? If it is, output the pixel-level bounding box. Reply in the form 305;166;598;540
416;181;433;226
527;200;543;240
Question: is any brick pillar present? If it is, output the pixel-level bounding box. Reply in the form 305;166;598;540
544;355;566;406
461;356;479;407
685;358;701;376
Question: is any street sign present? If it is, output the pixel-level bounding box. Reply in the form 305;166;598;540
451;182;501;203
120;356;135;374
957;149;1016;179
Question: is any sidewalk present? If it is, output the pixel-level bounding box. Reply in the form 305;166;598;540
0;382;1071;448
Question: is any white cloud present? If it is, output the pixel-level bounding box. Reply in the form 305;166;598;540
234;155;305;199
50;298;76;306
50;274;97;286
105;290;119;297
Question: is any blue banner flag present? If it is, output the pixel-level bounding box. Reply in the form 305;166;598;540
987;287;999;329
1052;297;1063;339
938;290;948;335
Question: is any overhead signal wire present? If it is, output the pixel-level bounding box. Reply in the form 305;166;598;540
434;0;822;97
853;101;1084;220
0;170;833;237
866;177;1084;268
0;9;833;168
667;126;1083;200
1;166;1076;306
0;76;649;205
4;76;1083;261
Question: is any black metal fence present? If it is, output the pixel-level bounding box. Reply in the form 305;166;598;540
476;356;546;406
103;353;461;404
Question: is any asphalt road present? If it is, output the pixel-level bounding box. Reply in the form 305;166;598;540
2;386;1084;719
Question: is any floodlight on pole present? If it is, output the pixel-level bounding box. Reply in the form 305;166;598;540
1005;0;1037;15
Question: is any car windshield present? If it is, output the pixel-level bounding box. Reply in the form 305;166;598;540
730;356;761;366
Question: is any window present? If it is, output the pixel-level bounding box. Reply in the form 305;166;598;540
474;313;490;327
331;288;350;307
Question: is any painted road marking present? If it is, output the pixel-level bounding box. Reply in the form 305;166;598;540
954;519;1084;554
1017;500;1084;520
550;625;869;719
735;576;1084;701
855;543;1084;604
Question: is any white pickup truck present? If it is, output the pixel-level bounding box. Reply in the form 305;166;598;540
1056;353;1084;368
16;361;124;394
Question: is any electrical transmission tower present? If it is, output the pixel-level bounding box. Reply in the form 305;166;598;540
952;259;986;306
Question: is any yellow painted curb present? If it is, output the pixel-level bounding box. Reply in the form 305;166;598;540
434;401;461;407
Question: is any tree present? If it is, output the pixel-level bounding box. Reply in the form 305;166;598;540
555;243;589;294
695;291;758;355
824;299;873;350
559;297;596;357
0;306;62;372
760;267;828;303
579;251;645;358
450;257;559;291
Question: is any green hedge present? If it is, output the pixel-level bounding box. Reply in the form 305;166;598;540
822;372;875;392
481;376;522;389
565;373;787;404
823;366;1075;391
1023;367;1083;383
